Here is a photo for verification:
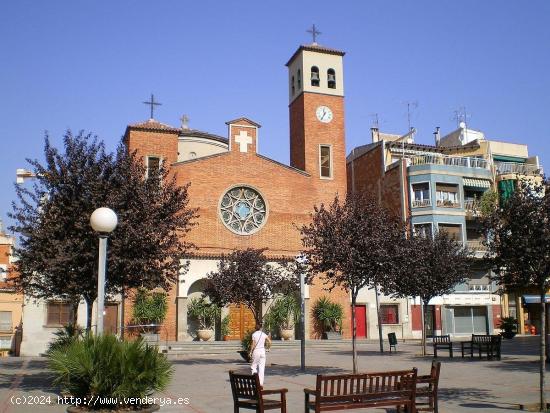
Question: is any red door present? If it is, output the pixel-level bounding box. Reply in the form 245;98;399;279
352;305;367;338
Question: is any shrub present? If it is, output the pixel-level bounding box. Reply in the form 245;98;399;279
221;314;231;338
132;288;168;332
47;334;173;410
187;297;220;330
265;294;300;331
47;324;84;354
312;296;343;333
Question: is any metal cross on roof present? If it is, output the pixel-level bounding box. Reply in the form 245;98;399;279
180;114;190;129
307;24;321;44
143;94;162;119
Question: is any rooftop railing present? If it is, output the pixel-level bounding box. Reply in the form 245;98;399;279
495;161;543;176
410;153;489;169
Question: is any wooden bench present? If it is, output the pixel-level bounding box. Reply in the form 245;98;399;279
399;360;441;413
229;371;288;412
432;335;453;358
461;334;502;360
304;369;418;412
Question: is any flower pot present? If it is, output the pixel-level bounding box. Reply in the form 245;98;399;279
238;350;251;362
323;332;342;340
197;329;213;341
67;404;160;412
280;329;294;341
140;333;160;343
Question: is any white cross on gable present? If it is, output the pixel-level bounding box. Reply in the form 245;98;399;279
234;130;253;153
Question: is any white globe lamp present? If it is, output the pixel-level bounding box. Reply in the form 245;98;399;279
90;207;117;335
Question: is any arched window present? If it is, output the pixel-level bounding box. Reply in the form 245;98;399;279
297;69;302;89
291;75;295;95
327;68;336;89
311;66;320;87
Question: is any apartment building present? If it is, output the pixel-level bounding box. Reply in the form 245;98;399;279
347;122;543;338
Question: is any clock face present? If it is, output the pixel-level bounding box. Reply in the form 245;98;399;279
316;106;333;123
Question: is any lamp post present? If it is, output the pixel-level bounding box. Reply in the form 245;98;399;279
296;254;308;371
90;207;117;335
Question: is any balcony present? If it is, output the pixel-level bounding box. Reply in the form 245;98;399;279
436;199;460;208
410;154;489;169
467;240;488;252
464;199;481;216
412;199;432;208
495;161;543;176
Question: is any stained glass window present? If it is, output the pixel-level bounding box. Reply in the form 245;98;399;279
220;187;267;235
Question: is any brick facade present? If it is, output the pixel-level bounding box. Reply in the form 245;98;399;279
124;46;351;340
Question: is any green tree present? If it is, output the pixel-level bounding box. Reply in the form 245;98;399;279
484;177;550;411
9;131;197;330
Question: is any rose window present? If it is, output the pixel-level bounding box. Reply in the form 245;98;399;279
220;186;267;235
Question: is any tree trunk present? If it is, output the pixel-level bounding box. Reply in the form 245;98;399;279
84;297;92;332
540;289;546;411
421;299;427;357
120;285;125;339
351;294;358;374
70;300;79;329
374;284;384;353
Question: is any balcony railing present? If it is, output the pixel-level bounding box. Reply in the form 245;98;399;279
412;199;432;208
410;154;489;169
467;240;488;251
495;161;543;176
464;199;481;216
436;199;460;208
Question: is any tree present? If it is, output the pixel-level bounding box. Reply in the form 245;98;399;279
484;178;550;411
203;248;297;325
385;230;471;356
9;131;197;330
300;193;406;373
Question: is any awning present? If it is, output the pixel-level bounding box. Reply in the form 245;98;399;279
463;178;491;188
522;295;550;304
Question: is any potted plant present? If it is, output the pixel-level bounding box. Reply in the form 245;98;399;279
266;294;300;340
187;297;220;341
221;314;231;341
313;297;343;340
48;334;172;412
239;330;253;362
131;288;168;342
499;316;518;339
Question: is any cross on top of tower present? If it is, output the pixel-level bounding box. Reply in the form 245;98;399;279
307;24;321;44
143;94;162;120
180;114;190;129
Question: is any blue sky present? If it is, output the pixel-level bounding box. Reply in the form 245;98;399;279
1;1;549;228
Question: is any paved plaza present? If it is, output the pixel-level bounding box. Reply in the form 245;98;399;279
0;336;548;412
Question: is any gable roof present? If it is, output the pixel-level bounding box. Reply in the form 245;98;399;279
225;117;262;128
286;44;346;66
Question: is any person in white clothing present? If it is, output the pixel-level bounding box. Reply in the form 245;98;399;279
250;322;271;386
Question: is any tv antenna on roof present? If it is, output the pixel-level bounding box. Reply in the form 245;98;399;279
452;106;471;128
402;100;418;131
369;113;380;128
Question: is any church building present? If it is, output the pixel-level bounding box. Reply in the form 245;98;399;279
124;42;351;341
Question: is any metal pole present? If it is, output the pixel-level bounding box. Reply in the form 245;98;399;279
300;271;306;371
96;235;108;335
375;284;384;353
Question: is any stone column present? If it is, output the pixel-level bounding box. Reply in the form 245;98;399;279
176;297;188;341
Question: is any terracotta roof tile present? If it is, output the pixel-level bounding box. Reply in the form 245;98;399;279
127;119;180;133
286;43;346;66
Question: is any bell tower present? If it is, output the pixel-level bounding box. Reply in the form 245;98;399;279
287;43;346;198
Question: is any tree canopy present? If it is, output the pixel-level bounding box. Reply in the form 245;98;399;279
9;131;197;328
203;248;298;324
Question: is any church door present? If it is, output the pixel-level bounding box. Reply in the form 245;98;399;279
227;304;255;340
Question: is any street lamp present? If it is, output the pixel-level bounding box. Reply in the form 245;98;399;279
296;254;308;371
90;207;117;335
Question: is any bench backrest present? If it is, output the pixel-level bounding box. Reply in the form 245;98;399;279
229;370;261;402
314;369;417;399
433;335;450;344
472;334;492;343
